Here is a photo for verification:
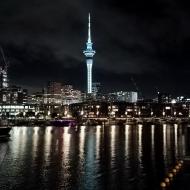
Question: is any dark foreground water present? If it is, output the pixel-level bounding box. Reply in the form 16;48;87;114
0;124;187;190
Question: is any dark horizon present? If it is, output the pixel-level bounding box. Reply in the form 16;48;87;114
0;0;190;98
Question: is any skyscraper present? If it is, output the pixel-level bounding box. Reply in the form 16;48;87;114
47;82;62;94
83;13;96;94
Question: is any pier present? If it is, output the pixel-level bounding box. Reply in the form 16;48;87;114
5;116;190;127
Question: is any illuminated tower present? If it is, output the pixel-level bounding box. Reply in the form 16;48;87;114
83;13;96;94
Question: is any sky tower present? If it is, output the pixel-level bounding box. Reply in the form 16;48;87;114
83;13;96;94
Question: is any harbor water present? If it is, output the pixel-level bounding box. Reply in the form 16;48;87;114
0;124;187;190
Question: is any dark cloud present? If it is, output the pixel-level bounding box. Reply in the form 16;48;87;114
0;0;190;97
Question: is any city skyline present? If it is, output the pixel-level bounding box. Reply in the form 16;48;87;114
0;1;190;97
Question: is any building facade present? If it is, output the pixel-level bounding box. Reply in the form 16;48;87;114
109;91;138;103
92;82;101;95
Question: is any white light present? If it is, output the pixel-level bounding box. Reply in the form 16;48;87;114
111;111;115;115
171;99;176;104
64;110;68;116
179;112;183;116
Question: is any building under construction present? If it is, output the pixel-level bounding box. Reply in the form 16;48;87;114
0;47;9;104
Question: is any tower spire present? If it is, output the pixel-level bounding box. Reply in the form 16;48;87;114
83;13;96;94
88;13;91;43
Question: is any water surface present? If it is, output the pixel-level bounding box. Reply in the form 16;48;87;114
0;124;185;190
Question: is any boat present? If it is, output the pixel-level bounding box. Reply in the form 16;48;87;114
0;119;12;138
50;118;77;127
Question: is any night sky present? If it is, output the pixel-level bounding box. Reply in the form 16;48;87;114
0;0;190;97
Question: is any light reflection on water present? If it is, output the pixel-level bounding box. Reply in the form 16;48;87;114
0;124;185;190
174;124;178;158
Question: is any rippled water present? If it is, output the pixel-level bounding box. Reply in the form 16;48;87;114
0;124;186;190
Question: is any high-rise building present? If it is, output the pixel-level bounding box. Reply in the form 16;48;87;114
110;91;138;103
157;92;172;103
83;13;96;94
125;91;138;103
92;82;101;95
43;83;82;105
44;82;63;104
9;86;28;105
47;82;62;94
62;85;82;105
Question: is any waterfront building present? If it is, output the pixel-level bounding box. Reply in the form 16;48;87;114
0;104;36;117
83;13;96;94
68;101;190;119
157;92;172;103
28;91;44;105
109;91;138;103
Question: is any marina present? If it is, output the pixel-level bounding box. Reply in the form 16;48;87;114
5;116;190;127
0;0;190;189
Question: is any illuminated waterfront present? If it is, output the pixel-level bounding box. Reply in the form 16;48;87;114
0;124;187;190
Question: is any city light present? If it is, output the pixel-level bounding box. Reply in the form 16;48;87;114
0;4;190;190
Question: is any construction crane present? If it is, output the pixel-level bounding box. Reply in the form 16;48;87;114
0;46;8;69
